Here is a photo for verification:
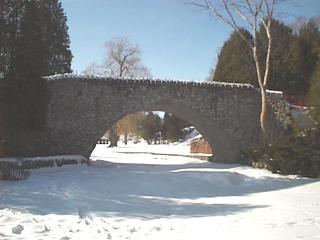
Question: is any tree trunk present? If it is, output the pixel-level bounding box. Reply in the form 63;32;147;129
260;87;268;135
0;127;6;157
253;42;268;136
124;131;128;145
108;126;119;147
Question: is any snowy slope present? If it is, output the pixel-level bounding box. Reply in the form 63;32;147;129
0;144;319;239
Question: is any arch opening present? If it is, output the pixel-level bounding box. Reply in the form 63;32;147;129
90;111;214;161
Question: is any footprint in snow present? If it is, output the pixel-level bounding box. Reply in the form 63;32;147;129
12;224;24;234
130;227;137;233
41;225;51;233
153;226;161;231
60;237;71;240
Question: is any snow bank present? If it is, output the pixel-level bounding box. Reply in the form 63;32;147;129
0;155;88;181
0;155;88;170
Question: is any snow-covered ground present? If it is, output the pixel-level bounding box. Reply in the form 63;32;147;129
0;143;320;239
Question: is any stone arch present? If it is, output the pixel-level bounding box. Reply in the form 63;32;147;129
23;75;282;163
84;99;243;163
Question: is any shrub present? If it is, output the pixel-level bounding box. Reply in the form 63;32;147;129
245;128;320;178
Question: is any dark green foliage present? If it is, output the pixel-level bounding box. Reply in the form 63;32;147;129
245;129;320;178
307;62;320;123
162;112;189;142
257;19;293;92
140;112;161;144
212;19;320;97
285;20;320;95
213;21;295;89
41;0;72;74
212;29;257;86
4;0;47;131
0;0;72;156
0;0;72;76
0;0;26;77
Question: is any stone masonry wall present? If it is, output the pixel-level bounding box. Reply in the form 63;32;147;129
1;74;287;163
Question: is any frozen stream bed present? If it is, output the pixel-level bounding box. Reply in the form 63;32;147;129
0;143;319;239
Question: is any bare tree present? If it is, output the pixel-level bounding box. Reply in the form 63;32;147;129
82;62;103;75
103;37;151;78
191;0;282;136
116;112;145;145
102;37;151;147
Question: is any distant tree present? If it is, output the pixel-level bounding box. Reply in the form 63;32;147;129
101;37;151;147
141;112;161;144
289;15;320;34
212;29;256;86
82;62;103;75
102;37;151;78
116;112;145;144
162;113;189;142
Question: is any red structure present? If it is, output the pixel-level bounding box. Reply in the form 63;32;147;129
283;94;306;107
190;138;213;154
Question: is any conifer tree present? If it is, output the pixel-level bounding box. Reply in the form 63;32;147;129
41;0;72;74
5;0;47;131
286;20;320;95
141;112;161;144
0;0;26;77
212;29;256;86
1;0;72;155
257;19;293;92
162;113;189;142
308;64;320;123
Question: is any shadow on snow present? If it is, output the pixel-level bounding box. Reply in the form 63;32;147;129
0;159;318;219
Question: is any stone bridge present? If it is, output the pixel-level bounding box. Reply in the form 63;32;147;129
19;74;287;163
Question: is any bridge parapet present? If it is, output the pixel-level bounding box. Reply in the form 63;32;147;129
44;74;254;89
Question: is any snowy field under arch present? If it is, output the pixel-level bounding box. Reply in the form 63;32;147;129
0;143;320;239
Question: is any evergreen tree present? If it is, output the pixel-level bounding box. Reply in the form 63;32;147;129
1;0;72;155
212;18;320;97
257;19;293;92
0;0;26;77
286;20;320;95
4;0;47;132
141;112;161;144
212;29;257;86
213;20;294;90
308;63;320;123
41;0;72;74
162;113;189;142
0;0;72;77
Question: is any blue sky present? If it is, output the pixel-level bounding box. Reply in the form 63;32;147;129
61;0;320;81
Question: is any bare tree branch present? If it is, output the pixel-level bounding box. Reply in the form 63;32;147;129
189;0;283;136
